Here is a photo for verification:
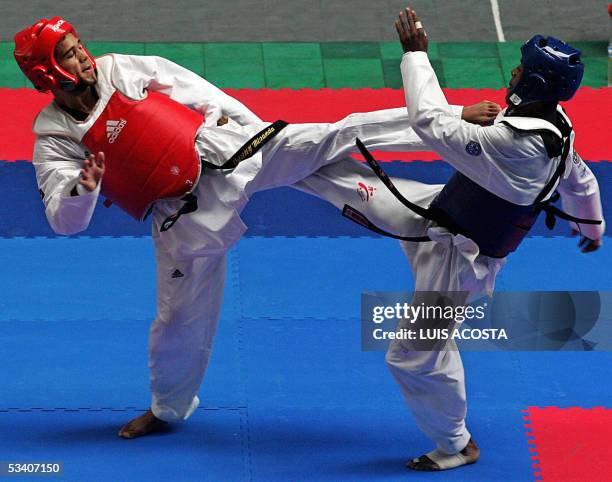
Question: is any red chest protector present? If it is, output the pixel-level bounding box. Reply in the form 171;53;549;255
82;90;203;220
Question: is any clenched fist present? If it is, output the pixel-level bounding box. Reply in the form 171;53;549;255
462;101;502;126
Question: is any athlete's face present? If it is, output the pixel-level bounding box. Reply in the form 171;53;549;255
55;33;97;87
508;64;523;93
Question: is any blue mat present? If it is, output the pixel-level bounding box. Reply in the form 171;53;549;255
236;236;612;320
0;318;242;410
0;238;243;409
1;235;611;481
236;237;412;320
244;405;532;481
0;408;247;481
1;160;609;238
0;237;242;322
3;323;610;480
240;316;612;480
4;235;608;323
0;237;156;321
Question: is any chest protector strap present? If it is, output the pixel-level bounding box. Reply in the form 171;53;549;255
342;137;601;258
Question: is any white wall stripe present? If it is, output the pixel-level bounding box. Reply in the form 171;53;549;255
490;0;506;42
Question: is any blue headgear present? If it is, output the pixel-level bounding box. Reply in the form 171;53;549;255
507;35;584;107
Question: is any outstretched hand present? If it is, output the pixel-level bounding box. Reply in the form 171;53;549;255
462;101;502;126
571;229;601;253
395;7;428;53
79;151;105;192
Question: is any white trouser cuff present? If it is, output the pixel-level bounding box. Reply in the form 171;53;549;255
151;395;200;423
438;428;471;456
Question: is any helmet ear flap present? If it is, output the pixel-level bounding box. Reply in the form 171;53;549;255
30;65;57;91
524;73;547;101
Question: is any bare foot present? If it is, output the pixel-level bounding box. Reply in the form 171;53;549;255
118;410;168;439
407;438;480;471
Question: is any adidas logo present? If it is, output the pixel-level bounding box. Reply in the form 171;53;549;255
171;269;184;279
106;119;127;144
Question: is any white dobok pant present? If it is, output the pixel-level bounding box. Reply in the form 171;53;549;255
147;108;506;456
298;161;506;455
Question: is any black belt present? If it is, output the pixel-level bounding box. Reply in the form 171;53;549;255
159;193;198;232
342;138;433;242
160;120;288;232
201;120;288;170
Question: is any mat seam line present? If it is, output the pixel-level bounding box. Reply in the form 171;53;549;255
232;245;253;481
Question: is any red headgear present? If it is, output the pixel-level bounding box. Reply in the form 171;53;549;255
13;16;96;92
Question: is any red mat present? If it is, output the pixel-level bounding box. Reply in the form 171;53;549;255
524;407;612;481
1;87;610;162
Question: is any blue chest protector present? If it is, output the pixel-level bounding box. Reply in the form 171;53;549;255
427;171;541;258
342;112;601;258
